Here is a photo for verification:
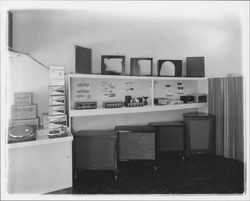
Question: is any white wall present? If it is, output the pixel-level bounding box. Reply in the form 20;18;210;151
9;5;243;130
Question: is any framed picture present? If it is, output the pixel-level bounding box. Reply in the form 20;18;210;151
157;60;182;77
101;55;125;75
130;58;153;76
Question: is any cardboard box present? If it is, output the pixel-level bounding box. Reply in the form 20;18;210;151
50;66;65;85
14;92;33;106
9;118;39;129
11;105;37;120
49;96;65;106
48;85;65;96
49;105;65;116
43;115;67;130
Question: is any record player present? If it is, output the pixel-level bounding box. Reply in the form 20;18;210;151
8;125;36;143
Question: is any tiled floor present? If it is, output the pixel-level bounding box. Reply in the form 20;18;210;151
51;154;244;194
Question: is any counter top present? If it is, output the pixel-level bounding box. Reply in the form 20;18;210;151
7;128;73;149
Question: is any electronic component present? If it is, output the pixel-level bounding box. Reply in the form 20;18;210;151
168;100;184;105
154;98;171;105
102;101;123;108
180;95;195;104
75;102;97;110
124;102;144;107
190;93;207;103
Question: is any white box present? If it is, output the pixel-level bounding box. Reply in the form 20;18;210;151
11;105;37;120
14;92;33;105
9;118;39;129
50;66;65;85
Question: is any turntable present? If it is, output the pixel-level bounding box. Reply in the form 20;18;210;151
8;125;36;143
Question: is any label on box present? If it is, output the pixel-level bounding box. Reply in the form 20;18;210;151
48;85;65;96
43;115;67;129
50;66;65;85
49;105;65;116
14;92;33;105
9;118;39;129
49;96;65;105
11;105;37;120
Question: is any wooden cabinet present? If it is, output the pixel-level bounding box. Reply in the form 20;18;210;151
183;112;215;156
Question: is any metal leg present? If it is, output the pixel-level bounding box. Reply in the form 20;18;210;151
114;169;118;181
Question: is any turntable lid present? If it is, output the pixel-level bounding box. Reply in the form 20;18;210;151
9;125;34;139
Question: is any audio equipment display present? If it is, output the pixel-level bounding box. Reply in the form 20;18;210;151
102;101;124;108
14;92;33;106
75;101;97;110
154;98;171;105
11;105;37;120
180;95;195;103
186;57;205;77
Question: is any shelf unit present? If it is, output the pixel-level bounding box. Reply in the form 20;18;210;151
67;74;208;129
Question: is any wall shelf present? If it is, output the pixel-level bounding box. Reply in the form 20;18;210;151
69;103;208;117
67;74;208;129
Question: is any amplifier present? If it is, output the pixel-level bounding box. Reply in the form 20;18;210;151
75;101;97;110
154;98;171;105
180;95;195;103
124;102;144;107
191;93;207;103
102;101;123;108
169;100;184;105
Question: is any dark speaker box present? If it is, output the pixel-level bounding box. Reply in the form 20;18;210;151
183;112;215;156
75;45;92;74
186;57;205;77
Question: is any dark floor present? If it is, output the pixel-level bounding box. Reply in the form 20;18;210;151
51;154;244;194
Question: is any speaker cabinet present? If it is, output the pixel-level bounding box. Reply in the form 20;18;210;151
149;121;184;153
183;112;215;156
73;130;118;170
75;45;92;74
186;57;205;77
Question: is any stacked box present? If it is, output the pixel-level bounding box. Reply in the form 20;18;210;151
9;92;38;129
46;66;67;130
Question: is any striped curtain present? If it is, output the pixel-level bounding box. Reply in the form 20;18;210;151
208;76;244;162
